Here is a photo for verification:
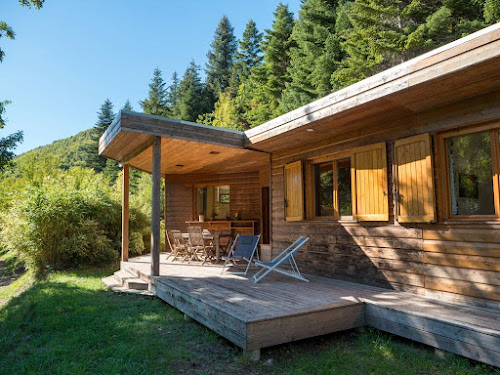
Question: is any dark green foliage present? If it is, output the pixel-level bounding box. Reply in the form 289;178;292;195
484;0;500;22
0;100;23;172
206;16;237;106
237;3;296;127
331;0;488;91
173;61;209;122
84;99;115;173
140;68;171;117
167;71;180;110
233;20;263;84
280;0;342;112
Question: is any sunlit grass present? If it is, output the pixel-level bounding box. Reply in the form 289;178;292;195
0;268;498;375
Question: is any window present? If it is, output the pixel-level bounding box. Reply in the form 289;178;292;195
314;162;334;217
438;125;500;220
447;131;495;216
196;185;230;220
313;158;352;219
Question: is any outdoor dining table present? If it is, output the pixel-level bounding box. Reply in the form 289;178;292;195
182;231;232;263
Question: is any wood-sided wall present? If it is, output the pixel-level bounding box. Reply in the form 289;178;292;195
165;172;263;233
270;92;500;310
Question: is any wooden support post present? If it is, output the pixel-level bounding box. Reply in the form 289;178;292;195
244;349;261;362
122;163;130;262
164;176;168;253
151;137;161;276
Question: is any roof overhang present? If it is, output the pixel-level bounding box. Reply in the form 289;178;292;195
245;23;500;153
99;24;500;170
99;111;269;175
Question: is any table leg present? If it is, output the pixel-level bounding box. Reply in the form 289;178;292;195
215;235;220;264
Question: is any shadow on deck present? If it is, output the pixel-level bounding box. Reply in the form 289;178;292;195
120;254;500;366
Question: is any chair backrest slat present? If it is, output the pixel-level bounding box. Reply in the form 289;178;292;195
187;225;204;246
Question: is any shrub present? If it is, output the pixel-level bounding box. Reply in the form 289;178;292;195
0;166;150;276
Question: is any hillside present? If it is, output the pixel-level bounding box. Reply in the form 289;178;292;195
16;128;95;170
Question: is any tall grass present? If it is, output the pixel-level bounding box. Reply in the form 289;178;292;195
0;155;151;276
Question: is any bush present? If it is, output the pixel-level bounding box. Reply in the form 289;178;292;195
0;166;150;276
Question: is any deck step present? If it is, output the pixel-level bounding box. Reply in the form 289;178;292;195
113;270;149;290
102;276;154;296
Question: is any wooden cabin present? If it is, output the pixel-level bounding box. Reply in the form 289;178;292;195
100;24;500;366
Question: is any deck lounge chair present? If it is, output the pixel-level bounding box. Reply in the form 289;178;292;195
221;234;261;276
252;237;310;283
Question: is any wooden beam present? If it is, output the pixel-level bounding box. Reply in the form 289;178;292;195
122;164;130;262
121;137;155;164
164;176;168;252
151;137;161;276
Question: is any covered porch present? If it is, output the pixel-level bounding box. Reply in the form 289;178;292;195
99;111;271;275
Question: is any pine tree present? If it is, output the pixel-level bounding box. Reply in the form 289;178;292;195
280;0;342;112
173;61;208;122
263;3;295;99
206;16;237;107
233;20;263;84
331;0;486;91
234;3;295;127
123;99;133;111
167;71;180;111
140;68;170;117
85;99;115;173
103;101;134;183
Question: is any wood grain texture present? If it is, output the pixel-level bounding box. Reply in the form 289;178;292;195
123;255;500;367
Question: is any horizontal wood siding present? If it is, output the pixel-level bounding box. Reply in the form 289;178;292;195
166;172;261;232
270;99;500;307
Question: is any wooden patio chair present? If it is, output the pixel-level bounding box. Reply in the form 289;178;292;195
187;225;214;265
171;230;190;262
252;237;310;283
218;229;234;256
221;234;261;276
166;229;180;261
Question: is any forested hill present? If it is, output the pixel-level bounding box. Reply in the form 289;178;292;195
15;128;94;170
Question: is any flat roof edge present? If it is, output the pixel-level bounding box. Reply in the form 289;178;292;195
244;23;500;141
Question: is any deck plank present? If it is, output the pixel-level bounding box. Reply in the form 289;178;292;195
124;255;500;366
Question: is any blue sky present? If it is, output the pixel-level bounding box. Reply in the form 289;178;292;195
0;0;301;154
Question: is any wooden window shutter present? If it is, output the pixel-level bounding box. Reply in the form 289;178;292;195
284;161;304;221
352;142;389;221
394;133;435;223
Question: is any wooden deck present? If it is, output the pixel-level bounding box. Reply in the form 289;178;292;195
122;254;500;366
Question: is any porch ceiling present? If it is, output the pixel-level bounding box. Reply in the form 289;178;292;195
98;111;269;175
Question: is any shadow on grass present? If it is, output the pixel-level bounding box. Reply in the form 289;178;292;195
0;269;497;375
0;270;242;375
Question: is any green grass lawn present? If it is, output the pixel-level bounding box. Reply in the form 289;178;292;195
0;268;498;375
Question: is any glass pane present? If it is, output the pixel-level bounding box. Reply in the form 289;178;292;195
447;131;495;216
315;163;334;216
215;185;230;219
337;159;352;216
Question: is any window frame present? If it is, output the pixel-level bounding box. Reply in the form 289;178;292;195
436;123;500;221
306;152;354;221
193;183;231;220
